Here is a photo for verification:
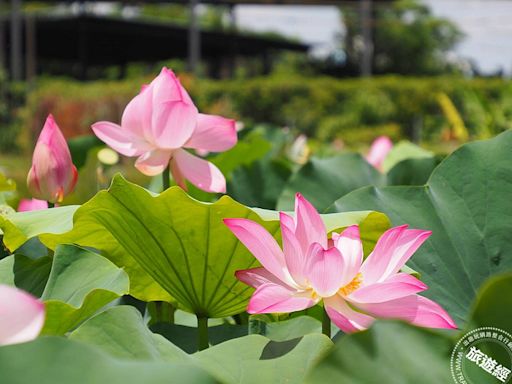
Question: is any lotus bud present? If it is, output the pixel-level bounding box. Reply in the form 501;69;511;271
27;115;78;204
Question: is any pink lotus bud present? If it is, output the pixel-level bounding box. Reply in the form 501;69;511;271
18;198;49;212
366;136;393;171
27;115;78;203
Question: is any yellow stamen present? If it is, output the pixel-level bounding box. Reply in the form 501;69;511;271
338;273;363;296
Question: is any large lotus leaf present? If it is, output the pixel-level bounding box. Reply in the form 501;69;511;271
228;158;292;209
195;334;332;384
41;206;173;304
151;315;322;354
183;130;273;202
308;273;512;383
306;321;453;383
467;272;512;333
277;154;384;211
249;315;321;342
0;337;216;384
0;205;78;251
386;157;438;186
211;129;272;177
150;323;248;354
70;306;189;362
47;175;281;318
41;244;129;334
460;273;512;382
329;131;512;326
0;254;51;296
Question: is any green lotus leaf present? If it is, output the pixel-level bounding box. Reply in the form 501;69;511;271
330;131;512;326
41;244;129;334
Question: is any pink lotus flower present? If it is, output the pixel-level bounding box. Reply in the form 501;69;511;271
27;115;78;204
224;194;456;333
366;136;393;171
0;285;45;346
17;198;49;212
92;68;237;193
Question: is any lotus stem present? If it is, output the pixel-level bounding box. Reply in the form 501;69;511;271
197;316;209;351
162;164;171;191
322;307;331;338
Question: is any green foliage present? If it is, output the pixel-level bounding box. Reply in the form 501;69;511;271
277;154;384;212
381;140;434;172
330;130;512;325
41;244;129;334
308;272;512;383
341;0;463;75
43;175;389;319
69;306;189;361
275;145;437;213
0;173;16;192
307;321;453;383
194;334;332;384
0;205;79;251
9;75;512;155
0;337;216;384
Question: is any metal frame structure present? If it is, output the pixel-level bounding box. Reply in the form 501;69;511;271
1;0;387;79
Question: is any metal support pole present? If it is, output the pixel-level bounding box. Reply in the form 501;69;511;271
9;0;22;80
359;0;373;77
0;0;6;72
187;0;200;74
25;13;35;82
228;4;236;30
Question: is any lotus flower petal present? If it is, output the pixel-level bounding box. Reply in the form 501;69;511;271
0;285;45;346
17;198;48;212
295;193;327;253
247;282;316;314
235;267;285;289
134;149;172;177
172;149;226;193
92;121;151;157
185;114;237;152
280;212;307;286
224;218;294;286
361;226;431;284
305;243;345;297
366;136;393;170
357;295;457;329
333;225;363;287
324;294;375;333
348;273;428;303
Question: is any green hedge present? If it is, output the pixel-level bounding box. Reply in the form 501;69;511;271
12;74;512;151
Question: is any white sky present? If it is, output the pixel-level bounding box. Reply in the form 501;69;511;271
235;0;512;74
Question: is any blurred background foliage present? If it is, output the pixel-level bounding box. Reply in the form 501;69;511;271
1;0;511;205
9;73;512;150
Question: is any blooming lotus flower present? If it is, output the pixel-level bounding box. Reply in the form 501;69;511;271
17;198;49;212
0;285;45;346
366;136;393;171
27;115;78;204
224;193;456;333
92;67;237;193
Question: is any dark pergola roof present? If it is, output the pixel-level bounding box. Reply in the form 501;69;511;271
1;14;308;78
35;15;307;63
